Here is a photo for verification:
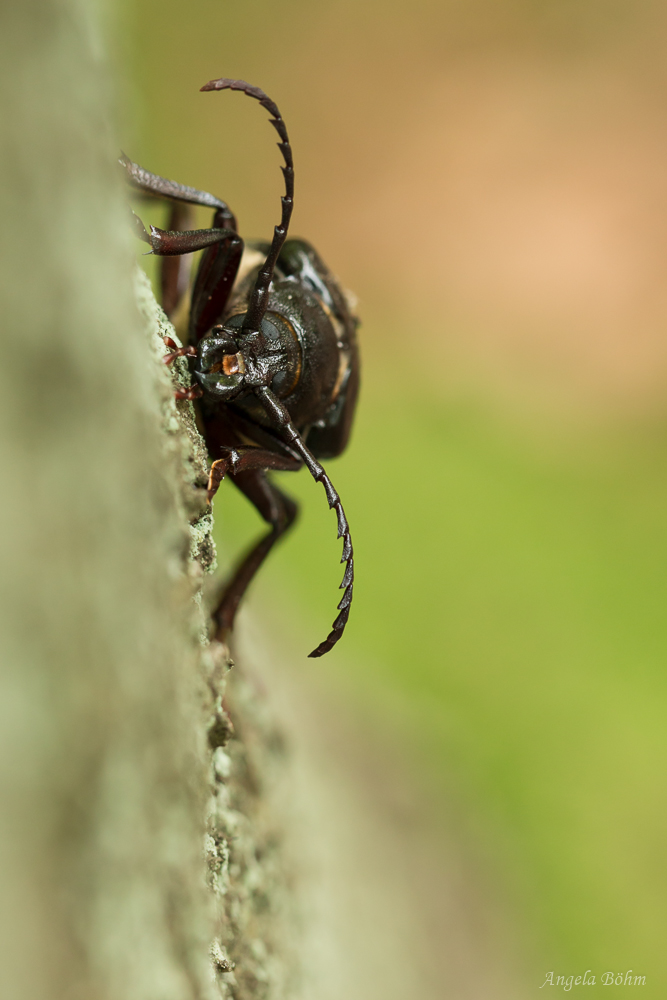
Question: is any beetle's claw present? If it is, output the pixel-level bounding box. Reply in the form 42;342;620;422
164;339;197;367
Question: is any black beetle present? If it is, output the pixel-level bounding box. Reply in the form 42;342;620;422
123;78;359;657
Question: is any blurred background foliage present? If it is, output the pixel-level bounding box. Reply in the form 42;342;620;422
120;0;667;992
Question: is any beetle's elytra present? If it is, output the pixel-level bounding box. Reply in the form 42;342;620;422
123;78;359;657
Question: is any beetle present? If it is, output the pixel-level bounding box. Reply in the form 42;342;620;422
123;78;359;657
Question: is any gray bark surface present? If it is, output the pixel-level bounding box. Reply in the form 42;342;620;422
0;4;293;999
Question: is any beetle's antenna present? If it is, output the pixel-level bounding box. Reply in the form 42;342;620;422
255;387;354;657
200;78;294;335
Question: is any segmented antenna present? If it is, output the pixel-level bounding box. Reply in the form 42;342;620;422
200;78;294;334
256;387;354;657
306;465;354;658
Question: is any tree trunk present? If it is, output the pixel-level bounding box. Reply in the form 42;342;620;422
0;4;292;999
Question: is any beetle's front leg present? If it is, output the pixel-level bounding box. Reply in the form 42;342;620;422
160;336;201;401
162;336;197;366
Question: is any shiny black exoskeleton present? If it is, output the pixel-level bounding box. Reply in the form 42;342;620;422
123;78;359;657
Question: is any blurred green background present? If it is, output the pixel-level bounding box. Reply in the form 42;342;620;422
121;0;667;993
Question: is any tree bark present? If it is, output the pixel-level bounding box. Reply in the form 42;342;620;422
0;4;293;999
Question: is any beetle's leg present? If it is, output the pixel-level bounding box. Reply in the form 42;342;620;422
209;461;302;643
161;201;195;318
145;225;244;345
145;225;238;256
161;336;200;400
120;153;236;229
189;234;244;342
134;218;243;347
205;445;301;503
162;336;197;366
121;154;241;322
214;472;298;641
131;210;151;244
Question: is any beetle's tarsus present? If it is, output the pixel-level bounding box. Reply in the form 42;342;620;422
162;338;197;367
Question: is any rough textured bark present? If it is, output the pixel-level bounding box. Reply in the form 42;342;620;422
137;273;294;1000
136;275;296;1000
0;3;293;999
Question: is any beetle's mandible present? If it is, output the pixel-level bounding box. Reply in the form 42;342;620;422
123;78;359;657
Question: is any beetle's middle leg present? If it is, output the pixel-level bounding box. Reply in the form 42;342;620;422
206;445;301;503
211;465;300;642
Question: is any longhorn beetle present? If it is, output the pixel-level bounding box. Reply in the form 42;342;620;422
123;78;359;657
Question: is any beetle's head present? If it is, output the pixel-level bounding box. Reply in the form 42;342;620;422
195;312;301;401
195;319;245;400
